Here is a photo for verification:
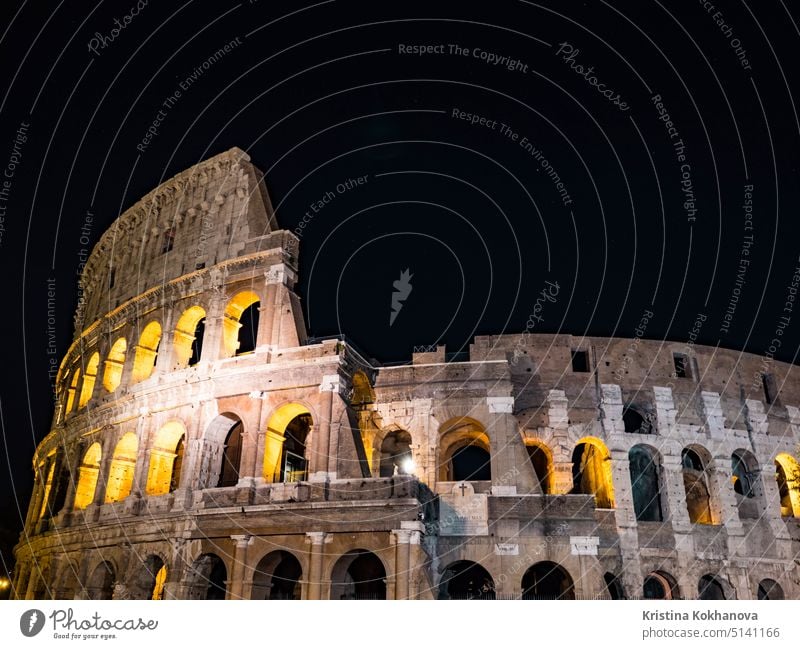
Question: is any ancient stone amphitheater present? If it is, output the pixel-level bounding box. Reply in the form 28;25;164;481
13;148;800;600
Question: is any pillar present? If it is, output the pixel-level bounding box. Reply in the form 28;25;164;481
392;522;423;600
549;389;575;494
304;532;328;600
310;377;337;480
229;535;252;599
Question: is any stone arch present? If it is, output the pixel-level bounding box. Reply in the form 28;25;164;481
73;442;102;510
222;290;261;357
622;404;653;434
172;305;206;368
198;412;245;490
628;444;664;522
86;560;116;600
186;553;227;600
131;320;161;383
378;429;413;477
66;368;81;414
438;417;491;482
757;578;784;600
731;449;763;519
682;445;714;524
698;574;731;600
571;437;615;509
104;433;138;503
102;337;127;393
250;550;302;600
438;560;495;600
56;560;81;599
775;453;800;518
350;370;375;406
78;352;100;408
525;440;554;494
603;572;625;600
145;421;186;496
263;402;313;483
643;571;680;599
521;561;575;600
128;554;167;600
330;549;387;600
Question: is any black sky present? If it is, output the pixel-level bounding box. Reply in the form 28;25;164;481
1;0;800;571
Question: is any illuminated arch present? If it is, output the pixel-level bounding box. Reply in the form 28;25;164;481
145;421;186;496
263;403;312;482
132;321;161;383
102;337;127;392
73;442;102;510
65;368;81;414
682;445;714;524
775;453;800;517
351;370;375;406
378;429;413;477
222;290;260;357
438;417;491;482
172;305;206;368
525;440;554;494
104;433;138;503
571;437;615;509
78;352;100;408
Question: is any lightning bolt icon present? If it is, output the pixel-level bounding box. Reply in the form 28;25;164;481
28;611;38;632
389;269;413;326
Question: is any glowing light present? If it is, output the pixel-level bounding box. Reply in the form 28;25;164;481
0;577;10;589
401;458;416;475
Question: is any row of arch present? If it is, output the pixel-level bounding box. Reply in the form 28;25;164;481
60;290;262;417
71;554;786;601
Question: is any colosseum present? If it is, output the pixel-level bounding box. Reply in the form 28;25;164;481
12;147;800;601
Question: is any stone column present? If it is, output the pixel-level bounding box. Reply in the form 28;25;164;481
487;397;535;495
258;280;279;349
229;535;252;599
92;428;117;507
199;293;226;362
304;532;328;600
548;390;574;494
310;377;338;480
392;522;423;600
154;306;176;374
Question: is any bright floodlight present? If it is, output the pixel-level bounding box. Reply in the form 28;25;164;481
401;458;416;475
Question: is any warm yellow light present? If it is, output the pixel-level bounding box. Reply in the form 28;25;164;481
145;422;186;496
152;565;167;600
78;352;100;408
131;321;162;383
65;369;81;414
0;577;10;590
104;432;138;503
103;337;127;392
73;442;102;510
222;291;260;357
172;306;206;368
263;403;311;482
775;453;800;517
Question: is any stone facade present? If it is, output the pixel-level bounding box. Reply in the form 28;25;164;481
13;148;800;600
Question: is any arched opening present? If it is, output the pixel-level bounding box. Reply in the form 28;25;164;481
378;430;413;477
643;571;679;600
66;369;81;414
698;575;727;600
104;433;138;503
217;420;243;488
263;403;311;483
128;555;167;600
438;418;491;483
86;561;115;600
604;572;625;600
682;446;714;524
131;321;161;383
37;456;57;520
525;441;553;494
173;306;206;368
571;438;615;508
145;421;186;496
757;579;784;600
78;352;100;408
521;562;575;600
187;554;227;600
103;337;127;392
222;291;260;357
251;551;302;600
732;450;762;519
629;444;663;522
623;406;651;434
775;453;800;517
73;442;102;510
438;560;495;600
330;550;386;600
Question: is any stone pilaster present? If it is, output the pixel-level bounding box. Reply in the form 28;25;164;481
304;532;329;600
701;391;726;440
547;389;573;494
229;535;252;599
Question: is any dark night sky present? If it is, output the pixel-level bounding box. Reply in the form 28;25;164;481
1;1;799;571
